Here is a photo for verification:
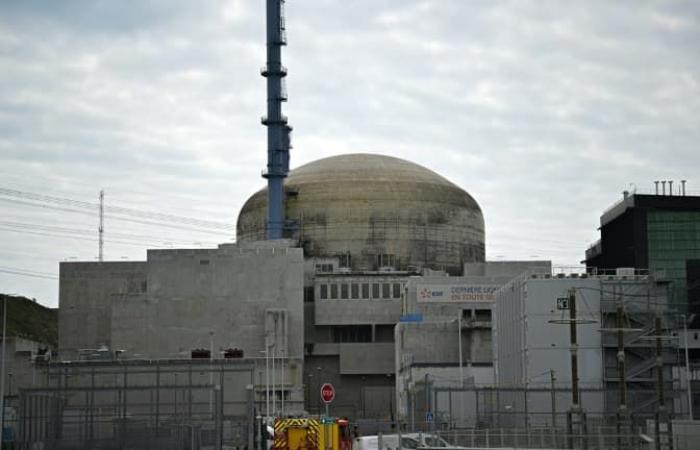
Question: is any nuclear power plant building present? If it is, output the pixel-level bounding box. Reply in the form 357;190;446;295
57;153;551;420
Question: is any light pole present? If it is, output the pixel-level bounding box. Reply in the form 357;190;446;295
280;347;285;416
261;350;270;419
271;341;276;417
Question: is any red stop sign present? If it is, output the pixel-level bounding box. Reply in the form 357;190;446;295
320;383;335;403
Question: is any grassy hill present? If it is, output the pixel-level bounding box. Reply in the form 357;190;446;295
0;294;58;348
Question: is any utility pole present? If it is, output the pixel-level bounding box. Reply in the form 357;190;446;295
569;288;580;409
550;369;557;429
98;189;104;262
616;305;627;450
654;315;669;450
566;287;582;450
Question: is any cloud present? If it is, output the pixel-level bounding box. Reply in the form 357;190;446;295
1;0;699;305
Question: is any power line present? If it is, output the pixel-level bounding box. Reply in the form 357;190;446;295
0;266;58;280
0;221;221;247
0;227;179;249
0;187;236;231
0;198;234;237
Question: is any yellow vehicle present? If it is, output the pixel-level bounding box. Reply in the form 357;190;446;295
273;417;352;450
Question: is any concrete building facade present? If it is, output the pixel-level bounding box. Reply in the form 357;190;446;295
494;273;680;428
394;261;551;427
58;242;306;413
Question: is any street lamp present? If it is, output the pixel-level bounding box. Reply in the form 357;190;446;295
260;350;270;419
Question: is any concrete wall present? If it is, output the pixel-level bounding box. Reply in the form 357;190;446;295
59;261;147;360
339;343;394;375
58;242;306;410
108;244;304;361
463;260;552;277
304;354;395;419
314;275;406;325
397;365;495;427
60;244;303;363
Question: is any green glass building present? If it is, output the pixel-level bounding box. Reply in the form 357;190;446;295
585;192;700;320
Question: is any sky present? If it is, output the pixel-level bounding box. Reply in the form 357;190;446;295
1;0;698;307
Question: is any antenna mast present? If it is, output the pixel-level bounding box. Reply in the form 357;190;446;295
262;0;292;239
99;189;104;262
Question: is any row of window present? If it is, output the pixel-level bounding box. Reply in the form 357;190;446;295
314;253;396;273
319;282;403;300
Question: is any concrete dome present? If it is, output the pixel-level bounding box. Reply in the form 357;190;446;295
236;154;484;274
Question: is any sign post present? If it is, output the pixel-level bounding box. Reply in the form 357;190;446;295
320;383;335;450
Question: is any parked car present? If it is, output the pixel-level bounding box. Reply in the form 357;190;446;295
354;433;466;450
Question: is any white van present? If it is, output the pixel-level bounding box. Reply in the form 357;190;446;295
354;433;466;450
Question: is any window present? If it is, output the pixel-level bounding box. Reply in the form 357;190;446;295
377;253;395;268
372;283;380;299
316;263;333;273
339;252;351;268
304;286;315;303
320;284;328;300
341;283;349;299
475;309;492;321
330;284;338;299
392;283;401;298
332;325;372;343
351;283;359;299
382;283;390;299
362;283;369;299
374;324;395;343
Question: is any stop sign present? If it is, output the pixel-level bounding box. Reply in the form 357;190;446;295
320;383;335;403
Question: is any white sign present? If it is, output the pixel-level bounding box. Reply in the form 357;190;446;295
417;284;500;303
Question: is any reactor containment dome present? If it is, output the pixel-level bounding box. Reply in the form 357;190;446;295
237;153;484;274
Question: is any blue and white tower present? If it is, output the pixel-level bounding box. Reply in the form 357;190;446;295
262;0;292;239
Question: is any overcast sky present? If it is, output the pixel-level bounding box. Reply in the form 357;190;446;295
1;0;698;307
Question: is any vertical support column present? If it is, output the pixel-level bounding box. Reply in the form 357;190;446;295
567;288;580;450
155;364;160;437
570;288;579;409
98;189;104;261
550;369;557;430
616;304;627;450
655;315;667;450
263;0;291;239
248;384;255;450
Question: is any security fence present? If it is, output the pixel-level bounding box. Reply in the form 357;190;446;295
8;359;256;450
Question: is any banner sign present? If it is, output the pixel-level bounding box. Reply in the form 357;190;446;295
417;284;500;302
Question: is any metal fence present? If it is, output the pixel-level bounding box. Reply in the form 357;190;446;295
355;420;698;450
7;359;257;450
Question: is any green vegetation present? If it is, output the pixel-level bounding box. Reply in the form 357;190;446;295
0;294;57;348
